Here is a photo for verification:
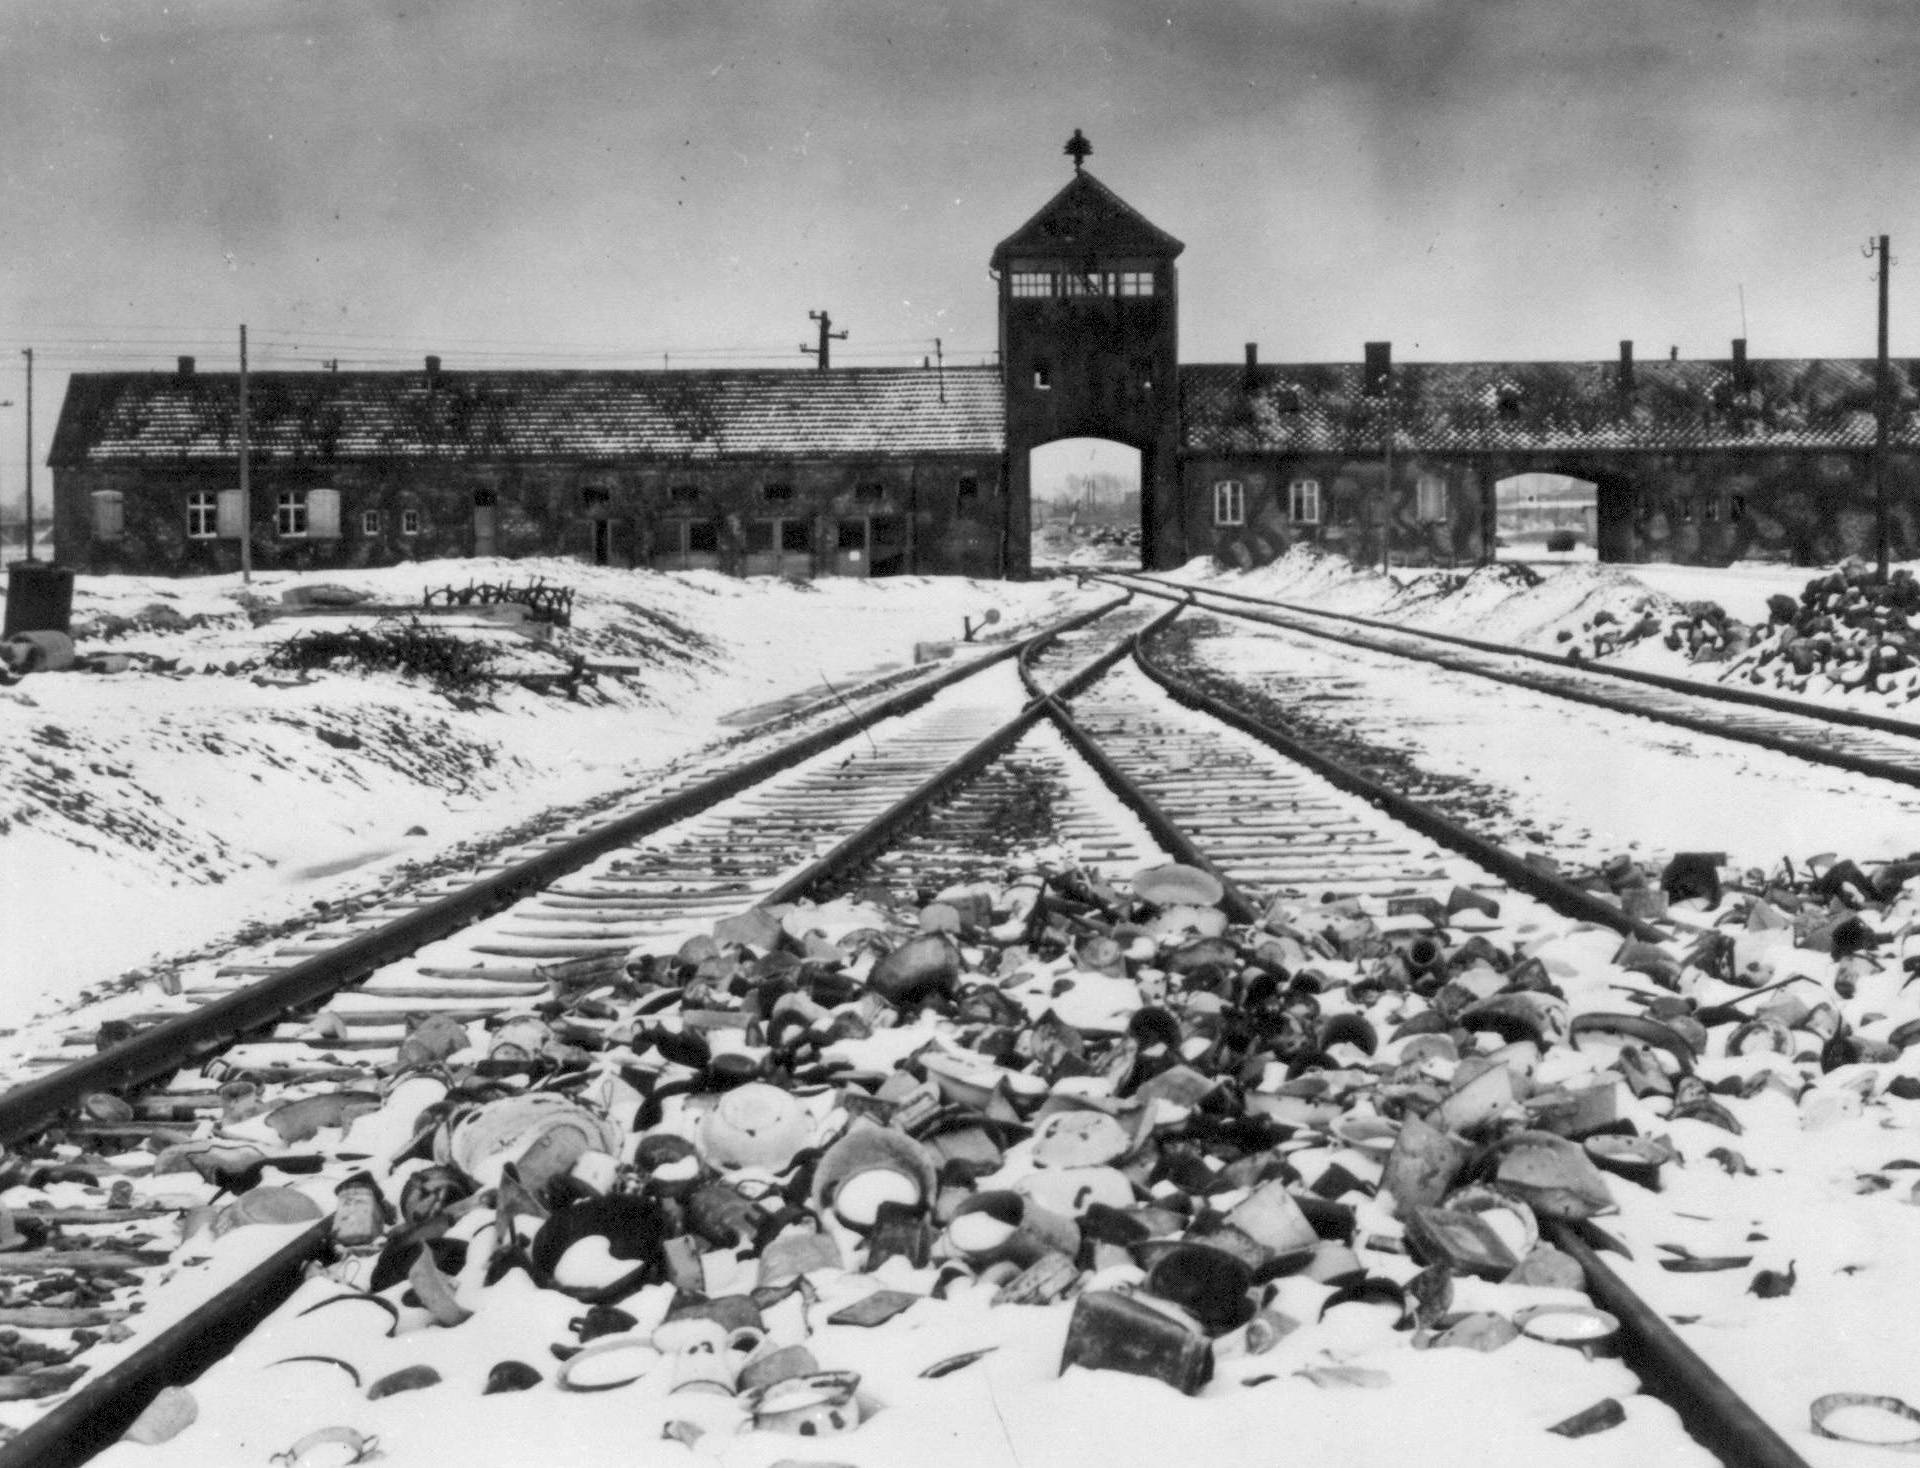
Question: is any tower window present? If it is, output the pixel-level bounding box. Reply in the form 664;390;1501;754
1008;269;1156;299
1213;480;1245;527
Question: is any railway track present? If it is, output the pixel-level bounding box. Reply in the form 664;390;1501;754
0;590;1875;1467
1099;569;1920;789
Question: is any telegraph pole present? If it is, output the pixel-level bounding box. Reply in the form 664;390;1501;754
238;325;252;583
1366;341;1394;575
20;349;32;562
1870;235;1892;580
800;310;847;370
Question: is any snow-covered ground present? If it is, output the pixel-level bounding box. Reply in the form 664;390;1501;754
0;560;1089;1015
5;549;1910;1022
5;549;1920;1468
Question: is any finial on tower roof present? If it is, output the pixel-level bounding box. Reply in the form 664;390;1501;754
1065;128;1092;172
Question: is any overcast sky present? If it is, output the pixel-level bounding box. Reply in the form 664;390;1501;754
3;0;1918;521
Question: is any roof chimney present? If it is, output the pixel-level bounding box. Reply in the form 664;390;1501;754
1243;342;1259;388
1731;337;1752;390
177;355;195;377
425;354;442;385
1617;340;1634;392
1363;341;1392;396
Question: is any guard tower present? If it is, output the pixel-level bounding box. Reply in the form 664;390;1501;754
992;130;1185;569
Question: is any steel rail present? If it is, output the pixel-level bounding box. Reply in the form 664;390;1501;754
761;603;1142;906
1102;570;1920;781
1127;604;1676;944
1548;1223;1813;1468
1017;607;1261;926
0;598;1127;1147
0;1221;334;1468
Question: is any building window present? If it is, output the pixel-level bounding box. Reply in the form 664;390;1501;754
1289;479;1322;524
957;475;979;501
669;484;701;504
1011;272;1051;297
1730;494;1747;521
1416;474;1448;523
1704;497;1720;522
187;491;219;540
780;520;811;553
582;487;611;509
762;483;794;503
685;520;719;553
854;483;885;503
1213;480;1245;527
1033;363;1051;390
401;508;421;535
1678;498;1694;523
1116;271;1155;297
362;509;380;535
276;490;309;537
90;490;125;541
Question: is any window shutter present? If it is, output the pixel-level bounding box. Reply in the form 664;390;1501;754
216;490;245;538
90;490;125;541
308;488;342;539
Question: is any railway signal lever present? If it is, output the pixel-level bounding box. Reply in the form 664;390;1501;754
962;609;1001;642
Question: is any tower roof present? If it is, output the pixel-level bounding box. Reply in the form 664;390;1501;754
990;169;1185;271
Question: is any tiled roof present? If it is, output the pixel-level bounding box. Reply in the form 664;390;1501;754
989;170;1185;271
50;366;1005;466
1180;358;1920;454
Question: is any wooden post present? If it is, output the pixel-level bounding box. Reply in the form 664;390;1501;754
238;325;252;583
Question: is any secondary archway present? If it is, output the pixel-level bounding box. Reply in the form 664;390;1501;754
1495;472;1597;562
1028;438;1143;572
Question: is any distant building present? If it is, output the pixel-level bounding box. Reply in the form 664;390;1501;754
49;140;1920;576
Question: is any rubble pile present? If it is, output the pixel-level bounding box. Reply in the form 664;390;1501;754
1718;561;1920;704
19;851;1920;1463
1555;597;1742;666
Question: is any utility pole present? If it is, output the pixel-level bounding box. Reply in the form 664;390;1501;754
1870;234;1892;580
800;310;846;370
1365;341;1393;575
238;325;252;583
20;349;32;562
0;400;12;559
